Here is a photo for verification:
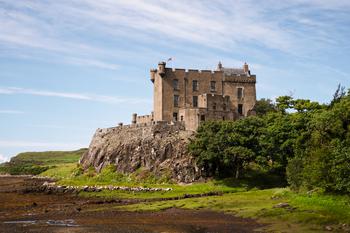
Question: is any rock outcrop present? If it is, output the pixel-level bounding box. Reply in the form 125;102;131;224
80;122;201;183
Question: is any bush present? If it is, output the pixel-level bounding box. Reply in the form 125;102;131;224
286;157;304;191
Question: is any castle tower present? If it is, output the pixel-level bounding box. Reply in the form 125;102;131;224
149;61;256;129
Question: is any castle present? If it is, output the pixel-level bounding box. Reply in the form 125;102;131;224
131;61;257;131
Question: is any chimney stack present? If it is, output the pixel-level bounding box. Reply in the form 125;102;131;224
243;62;249;74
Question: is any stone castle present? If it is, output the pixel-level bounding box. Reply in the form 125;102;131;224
132;61;257;131
82;61;257;182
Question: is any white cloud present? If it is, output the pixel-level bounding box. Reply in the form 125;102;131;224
0;110;24;114
65;57;119;70
0;86;152;105
0;153;8;163
1;0;347;63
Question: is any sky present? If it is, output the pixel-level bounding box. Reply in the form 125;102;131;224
0;0;350;162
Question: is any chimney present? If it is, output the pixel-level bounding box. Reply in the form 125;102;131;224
243;62;249;74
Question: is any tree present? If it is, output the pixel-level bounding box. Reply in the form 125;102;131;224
223;146;254;179
330;84;346;106
254;98;276;116
276;96;293;113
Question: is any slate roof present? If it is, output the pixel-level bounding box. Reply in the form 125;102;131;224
221;67;246;75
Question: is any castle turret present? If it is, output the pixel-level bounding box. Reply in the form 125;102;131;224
158;62;166;77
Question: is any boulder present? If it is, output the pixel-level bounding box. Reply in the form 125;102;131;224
80;123;201;183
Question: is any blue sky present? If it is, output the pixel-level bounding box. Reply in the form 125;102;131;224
1;0;350;162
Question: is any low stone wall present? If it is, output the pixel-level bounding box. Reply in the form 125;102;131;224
36;182;172;194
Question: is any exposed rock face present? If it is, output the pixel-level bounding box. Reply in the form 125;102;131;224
80;123;201;183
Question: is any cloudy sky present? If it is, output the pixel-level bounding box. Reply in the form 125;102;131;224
0;0;350;161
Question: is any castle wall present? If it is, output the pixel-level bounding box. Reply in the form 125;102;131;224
157;69;226;122
153;71;163;122
136;114;153;124
222;75;256;116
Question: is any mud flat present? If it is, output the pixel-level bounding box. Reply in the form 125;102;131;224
0;176;264;233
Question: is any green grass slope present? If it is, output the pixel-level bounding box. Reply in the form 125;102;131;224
0;148;87;175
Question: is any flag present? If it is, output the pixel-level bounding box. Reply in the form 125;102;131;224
167;57;173;62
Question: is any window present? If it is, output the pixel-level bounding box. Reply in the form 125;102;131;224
173;112;178;121
173;79;179;90
223;104;227;111
210;81;216;92
193;96;198;107
192;80;198;91
213;103;217;110
180;115;184;121
237;87;243;99
238;104;243;115
200;115;205;121
174;95;179;107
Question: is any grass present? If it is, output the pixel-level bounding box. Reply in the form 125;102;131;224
52;165;247;199
78;181;245;199
0;148;87;175
40;163;79;179
113;188;350;233
2;149;349;232
9;149;86;165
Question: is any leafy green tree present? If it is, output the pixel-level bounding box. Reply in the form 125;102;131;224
276;95;293;113
223;146;254;179
254;98;276;116
190;90;350;194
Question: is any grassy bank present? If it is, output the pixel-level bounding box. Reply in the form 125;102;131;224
114;188;350;233
0;149;87;175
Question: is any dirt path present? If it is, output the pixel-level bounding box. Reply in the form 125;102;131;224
0;176;264;233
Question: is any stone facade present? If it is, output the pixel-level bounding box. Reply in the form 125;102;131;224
135;61;257;131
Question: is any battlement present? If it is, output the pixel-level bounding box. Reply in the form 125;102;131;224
97;121;186;138
168;68;223;74
223;75;256;83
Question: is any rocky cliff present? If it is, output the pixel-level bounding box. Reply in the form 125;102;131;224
80;123;201;183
